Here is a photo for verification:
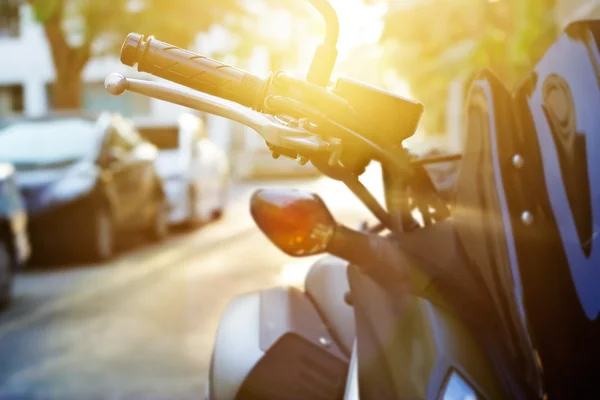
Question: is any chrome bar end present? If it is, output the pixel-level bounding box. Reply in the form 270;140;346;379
105;73;128;96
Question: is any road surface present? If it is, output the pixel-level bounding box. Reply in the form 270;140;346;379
0;170;382;400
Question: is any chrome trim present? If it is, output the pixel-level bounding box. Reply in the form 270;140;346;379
105;73;330;155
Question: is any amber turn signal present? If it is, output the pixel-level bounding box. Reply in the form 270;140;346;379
250;189;336;256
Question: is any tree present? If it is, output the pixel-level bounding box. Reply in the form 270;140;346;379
216;0;318;71
380;0;559;133
30;0;241;109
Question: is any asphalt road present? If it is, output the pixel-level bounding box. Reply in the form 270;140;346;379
0;170;382;400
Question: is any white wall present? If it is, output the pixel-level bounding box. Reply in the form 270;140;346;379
0;6;53;115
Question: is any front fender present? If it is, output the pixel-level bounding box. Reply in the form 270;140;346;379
209;287;348;400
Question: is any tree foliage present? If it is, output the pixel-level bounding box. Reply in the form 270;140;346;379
380;0;559;133
30;0;242;109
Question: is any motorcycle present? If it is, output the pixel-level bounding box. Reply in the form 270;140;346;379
106;1;600;398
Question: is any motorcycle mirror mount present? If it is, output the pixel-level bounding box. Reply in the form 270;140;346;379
306;0;339;86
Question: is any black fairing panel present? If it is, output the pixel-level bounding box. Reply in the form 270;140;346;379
505;20;600;397
455;71;541;396
235;287;348;400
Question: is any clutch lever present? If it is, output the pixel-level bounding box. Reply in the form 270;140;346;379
104;73;330;156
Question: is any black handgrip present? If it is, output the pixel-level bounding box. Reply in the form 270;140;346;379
120;33;268;109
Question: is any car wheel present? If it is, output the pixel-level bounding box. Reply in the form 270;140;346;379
148;197;168;241
211;181;229;220
87;208;114;262
185;186;200;229
211;207;223;220
0;240;14;308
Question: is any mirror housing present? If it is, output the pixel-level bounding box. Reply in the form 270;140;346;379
250;189;336;256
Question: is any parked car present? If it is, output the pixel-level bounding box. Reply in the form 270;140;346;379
0;113;168;262
133;113;230;226
0;163;30;306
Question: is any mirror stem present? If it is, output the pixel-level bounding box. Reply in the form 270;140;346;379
307;0;339;86
343;176;398;233
308;0;339;47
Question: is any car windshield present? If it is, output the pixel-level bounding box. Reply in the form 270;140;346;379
138;126;179;150
0;118;99;169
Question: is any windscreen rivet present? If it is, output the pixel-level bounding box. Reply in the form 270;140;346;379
521;211;534;225
512;154;525;169
319;337;331;347
271;151;280;159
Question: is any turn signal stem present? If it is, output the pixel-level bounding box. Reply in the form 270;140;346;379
328;226;405;285
328;225;431;295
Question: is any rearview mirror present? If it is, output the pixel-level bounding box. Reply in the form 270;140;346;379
250;189;336;256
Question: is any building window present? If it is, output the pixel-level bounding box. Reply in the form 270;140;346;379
46;81;151;116
0;85;24;116
0;0;20;38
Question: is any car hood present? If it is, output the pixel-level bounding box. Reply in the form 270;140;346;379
16;161;97;215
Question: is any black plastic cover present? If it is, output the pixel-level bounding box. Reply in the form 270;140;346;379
332;76;423;146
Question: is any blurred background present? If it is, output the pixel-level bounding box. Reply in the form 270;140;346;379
1;0;591;166
0;0;596;398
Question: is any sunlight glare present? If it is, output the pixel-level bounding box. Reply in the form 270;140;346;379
328;0;387;59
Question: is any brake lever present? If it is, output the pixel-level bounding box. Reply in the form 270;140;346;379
104;73;330;156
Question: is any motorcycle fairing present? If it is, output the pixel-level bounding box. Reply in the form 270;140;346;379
347;264;505;400
454;71;541;396
304;255;355;356
350;23;600;396
208;287;348;400
347;69;540;398
520;20;600;321
504;20;600;397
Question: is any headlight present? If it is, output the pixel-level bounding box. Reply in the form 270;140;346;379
440;371;479;400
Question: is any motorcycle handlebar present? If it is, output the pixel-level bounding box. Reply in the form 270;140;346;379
120;33;268;109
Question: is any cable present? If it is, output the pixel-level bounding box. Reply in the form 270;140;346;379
343;176;398;233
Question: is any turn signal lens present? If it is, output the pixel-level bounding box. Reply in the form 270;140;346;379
250;189;336;256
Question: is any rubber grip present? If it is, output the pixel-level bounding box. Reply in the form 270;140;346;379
120;33;267;109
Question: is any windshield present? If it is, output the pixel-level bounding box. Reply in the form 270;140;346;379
0;118;99;169
138;127;179;150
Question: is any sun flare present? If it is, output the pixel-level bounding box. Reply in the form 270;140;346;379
328;0;387;59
